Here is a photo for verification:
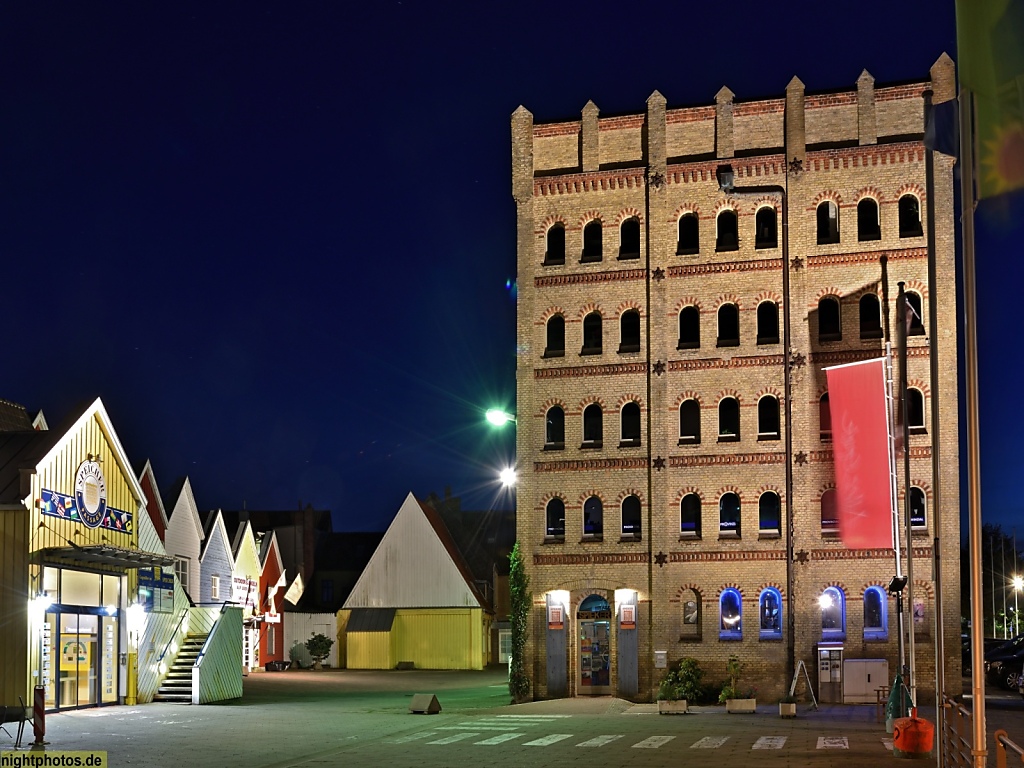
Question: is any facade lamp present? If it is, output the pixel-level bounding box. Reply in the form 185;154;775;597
485;409;516;427
499;467;517;487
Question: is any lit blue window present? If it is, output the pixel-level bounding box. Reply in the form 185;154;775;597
759;588;783;640
821;586;846;638
719;588;742;640
864;586;888;640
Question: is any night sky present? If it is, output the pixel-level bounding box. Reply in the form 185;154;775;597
1;2;1020;534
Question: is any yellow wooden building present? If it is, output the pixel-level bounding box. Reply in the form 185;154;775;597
339;493;492;670
0;399;172;710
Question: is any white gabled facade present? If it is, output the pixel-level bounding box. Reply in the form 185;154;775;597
164;477;204;600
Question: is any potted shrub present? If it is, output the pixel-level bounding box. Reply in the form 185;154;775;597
779;693;797;718
720;656;757;713
305;632;334;671
657;657;705;714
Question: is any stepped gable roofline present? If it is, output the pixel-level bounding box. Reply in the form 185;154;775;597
0;399;33;432
415;495;487;607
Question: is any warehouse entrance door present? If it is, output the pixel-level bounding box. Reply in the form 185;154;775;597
577;594;611;695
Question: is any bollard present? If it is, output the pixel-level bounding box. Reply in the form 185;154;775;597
32;685;46;746
893;707;935;759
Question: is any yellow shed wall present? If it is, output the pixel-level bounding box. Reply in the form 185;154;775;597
393;609;484;670
346;631;395;670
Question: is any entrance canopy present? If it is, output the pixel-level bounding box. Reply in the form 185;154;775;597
34;544;175;572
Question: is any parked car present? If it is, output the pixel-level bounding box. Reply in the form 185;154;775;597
984;634;1024;689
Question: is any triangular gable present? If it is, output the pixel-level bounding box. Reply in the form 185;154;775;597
343;492;481;610
138;459;169;543
232;519;261;581
200;509;232;563
259;530;285;579
167;476;205;542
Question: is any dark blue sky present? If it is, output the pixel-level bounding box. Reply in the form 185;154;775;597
1;2;1019;534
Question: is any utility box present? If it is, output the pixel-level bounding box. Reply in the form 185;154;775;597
817;642;844;703
843;658;889;703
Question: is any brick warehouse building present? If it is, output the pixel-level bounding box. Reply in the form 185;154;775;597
510;54;960;703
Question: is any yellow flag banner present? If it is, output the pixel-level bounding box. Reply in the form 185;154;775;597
956;0;1024;197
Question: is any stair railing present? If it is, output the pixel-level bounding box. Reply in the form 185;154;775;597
156;607;191;669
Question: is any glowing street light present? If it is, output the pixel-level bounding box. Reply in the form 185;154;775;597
485;409;516;427
1014;576;1023;635
499;467;517;487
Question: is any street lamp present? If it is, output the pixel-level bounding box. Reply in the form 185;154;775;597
499;467;517;487
1014;576;1023;636
485;409;516;427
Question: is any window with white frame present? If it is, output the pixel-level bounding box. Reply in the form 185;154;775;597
174;556;190;595
210;574;220;601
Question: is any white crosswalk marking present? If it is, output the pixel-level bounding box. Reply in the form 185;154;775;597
427;732;480;745
753;736;787;750
523;734;573;746
436;725;522;731
633;735;676;749
817;736;849;749
475;732;525;745
883;738;894;751
691;736;729;749
495;714;571;719
387;731;438;744
576;735;623;747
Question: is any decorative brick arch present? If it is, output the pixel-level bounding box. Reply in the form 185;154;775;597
908;378;931;396
756;483;784;500
670;204;701;222
537;214;568;234
715;293;742;311
896;183;926;202
538;306;565;323
821;580;849;595
616;488;645;506
716;389;742;404
903;279;929;299
539;491;567;507
670;583;703;603
813;286;844;302
854;286;881;300
672;391;702;408
861;580;889;593
674;486;705;504
578;395;606;410
577;210;605;228
817;482;836;500
898;481;933;500
577;490;605;506
616;393;645;410
614;207;644;226
754;290;782;305
717;485;743;501
673;296;703;314
719;583;746;599
714;200;739;217
538;397;567;416
810;189;844;208
616;300;644;317
757;582;787;600
750;196;780;214
913;580;935;600
854;185;885;203
577;303;603;320
755;386;783;401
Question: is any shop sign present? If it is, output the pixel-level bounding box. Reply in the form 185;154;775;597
577;609;611;620
232;576;259;609
138;567;175;613
74;459;107;528
41;487;133;534
620;604;636;630
547;605;564;630
264;611;281;624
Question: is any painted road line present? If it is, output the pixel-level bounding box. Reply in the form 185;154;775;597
633;735;677;749
691;736;729;749
576;735;624;747
752;736;787;750
495;714;571;719
475;733;525;746
883;739;894;751
523;734;574;746
817;736;849;749
427;732;480;745
387;731;438;744
435;725;522;731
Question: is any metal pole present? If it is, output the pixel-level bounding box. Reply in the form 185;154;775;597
993;533;998;637
886;340;907;677
958;85;987;768
1003;537;1008;639
898;282;916;703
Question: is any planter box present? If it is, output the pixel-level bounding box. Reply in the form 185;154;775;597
779;702;797;718
657;699;688;715
726;698;757;713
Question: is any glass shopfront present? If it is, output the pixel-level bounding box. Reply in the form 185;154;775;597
577;594;611;695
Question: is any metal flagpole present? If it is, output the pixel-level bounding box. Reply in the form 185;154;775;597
959;84;987;768
898;282;916;704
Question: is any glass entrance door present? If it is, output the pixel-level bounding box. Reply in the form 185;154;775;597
577;594;611;695
58;612;99;708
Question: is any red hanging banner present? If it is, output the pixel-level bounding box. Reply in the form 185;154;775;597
824;357;894;550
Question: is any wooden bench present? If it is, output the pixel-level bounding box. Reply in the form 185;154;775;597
0;697;31;748
875;686;891;723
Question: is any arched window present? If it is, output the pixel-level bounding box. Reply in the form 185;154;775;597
758;491;781;534
677;213;699;255
757;396;780;440
718;398;740;441
720;588;742;639
544;406;565;449
899;194;923;237
857;198;881;241
545;223;565;265
719;492;741;537
680;494;701;538
864;586;888;640
755;207;777;249
619;217;641;259
906;291;925;336
681;588;701;638
910;487;927;529
582;219;602;262
717;304;739;347
583;496;603;537
759;587;783;639
716;209;739;252
678;306;700;349
859;294;882;339
816;200;839;244
545;498;565;538
820;488;838;532
619;310;640;353
756;301;779;345
819;393;832;442
621;495;642;538
679;399;701;445
581;312;602;355
582;404;603;447
620;402;641;445
544;315;565;357
821;586;846;638
907;388;925;433
818;296;841;341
